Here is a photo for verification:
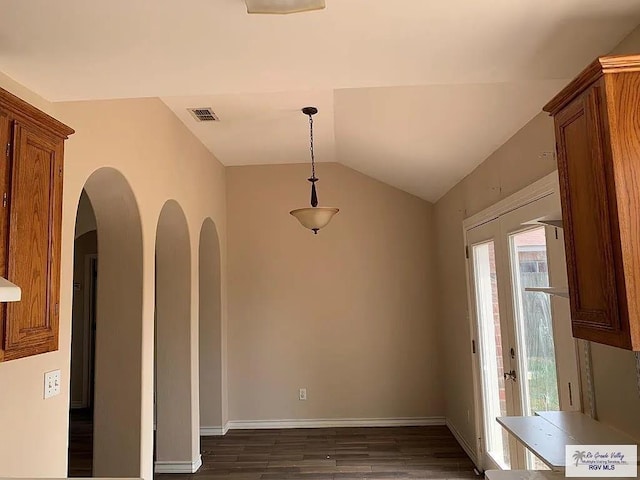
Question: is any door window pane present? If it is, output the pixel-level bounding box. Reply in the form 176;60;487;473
472;241;511;469
510;227;560;415
510;227;559;468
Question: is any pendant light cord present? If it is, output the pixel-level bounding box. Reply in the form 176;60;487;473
309;113;316;181
303;107;319;208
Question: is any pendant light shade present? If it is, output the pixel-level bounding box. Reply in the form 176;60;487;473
289;107;339;234
245;0;325;14
290;207;339;233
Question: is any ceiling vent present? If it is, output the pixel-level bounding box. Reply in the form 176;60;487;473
188;107;219;122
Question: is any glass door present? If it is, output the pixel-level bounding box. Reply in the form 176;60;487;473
509;227;560;416
508;226;559;469
467;191;581;471
468;221;516;470
499;198;582;469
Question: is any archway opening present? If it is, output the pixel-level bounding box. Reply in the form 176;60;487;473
154;200;200;473
67;168;144;478
68;191;97;477
198;218;223;434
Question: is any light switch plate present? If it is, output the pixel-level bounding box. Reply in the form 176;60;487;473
44;370;61;399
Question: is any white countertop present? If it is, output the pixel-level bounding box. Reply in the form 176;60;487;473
497;411;639;471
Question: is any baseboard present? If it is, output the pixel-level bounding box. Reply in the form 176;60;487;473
201;425;226;436
445;418;479;468
154;455;202;474
226;416;446;430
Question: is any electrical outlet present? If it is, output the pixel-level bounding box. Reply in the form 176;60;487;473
44;370;61;399
299;388;307;401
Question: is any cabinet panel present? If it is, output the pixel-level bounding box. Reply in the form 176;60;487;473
0;87;72;362
545;55;640;350
2;122;63;360
554;86;626;346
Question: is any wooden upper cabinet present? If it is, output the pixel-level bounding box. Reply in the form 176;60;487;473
544;55;640;350
0;88;73;362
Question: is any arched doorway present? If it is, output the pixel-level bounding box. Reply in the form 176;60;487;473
68;168;144;478
68;191;97;477
198;218;223;434
154;200;200;473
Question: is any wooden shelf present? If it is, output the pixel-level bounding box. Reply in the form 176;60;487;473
497;411;639;472
523;213;563;229
524;287;569;298
536;411;638;445
537;219;563;228
497;416;570;470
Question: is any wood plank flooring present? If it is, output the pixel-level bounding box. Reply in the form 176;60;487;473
68;408;94;477
156;426;479;480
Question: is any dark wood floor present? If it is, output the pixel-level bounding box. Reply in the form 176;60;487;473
68;413;478;479
157;426;479;480
68;408;94;477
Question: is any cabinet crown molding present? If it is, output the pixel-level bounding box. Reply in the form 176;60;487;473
544;54;640;116
0;87;74;139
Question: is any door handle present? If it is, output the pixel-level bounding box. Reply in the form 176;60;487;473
503;370;517;381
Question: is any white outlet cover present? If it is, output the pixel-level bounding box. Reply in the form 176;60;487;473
44;369;61;399
299;388;307;400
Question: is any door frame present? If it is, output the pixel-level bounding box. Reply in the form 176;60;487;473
466;221;519;471
462;171;589;471
81;253;98;409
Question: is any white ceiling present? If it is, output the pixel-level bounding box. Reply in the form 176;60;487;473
1;0;639;201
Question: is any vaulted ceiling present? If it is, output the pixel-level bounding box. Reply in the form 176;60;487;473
1;0;640;201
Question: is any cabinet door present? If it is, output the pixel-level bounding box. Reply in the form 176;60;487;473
555;83;628;348
2;121;63;360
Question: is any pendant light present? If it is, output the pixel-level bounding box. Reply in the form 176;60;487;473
290;107;339;234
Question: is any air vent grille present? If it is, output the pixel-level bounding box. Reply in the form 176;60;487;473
188;107;219;122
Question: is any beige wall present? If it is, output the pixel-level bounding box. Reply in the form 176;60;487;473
0;74;227;479
86;167;145;477
435;24;640;456
227;162;442;422
199;219;223;429
155;200;198;466
0;71;52;113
